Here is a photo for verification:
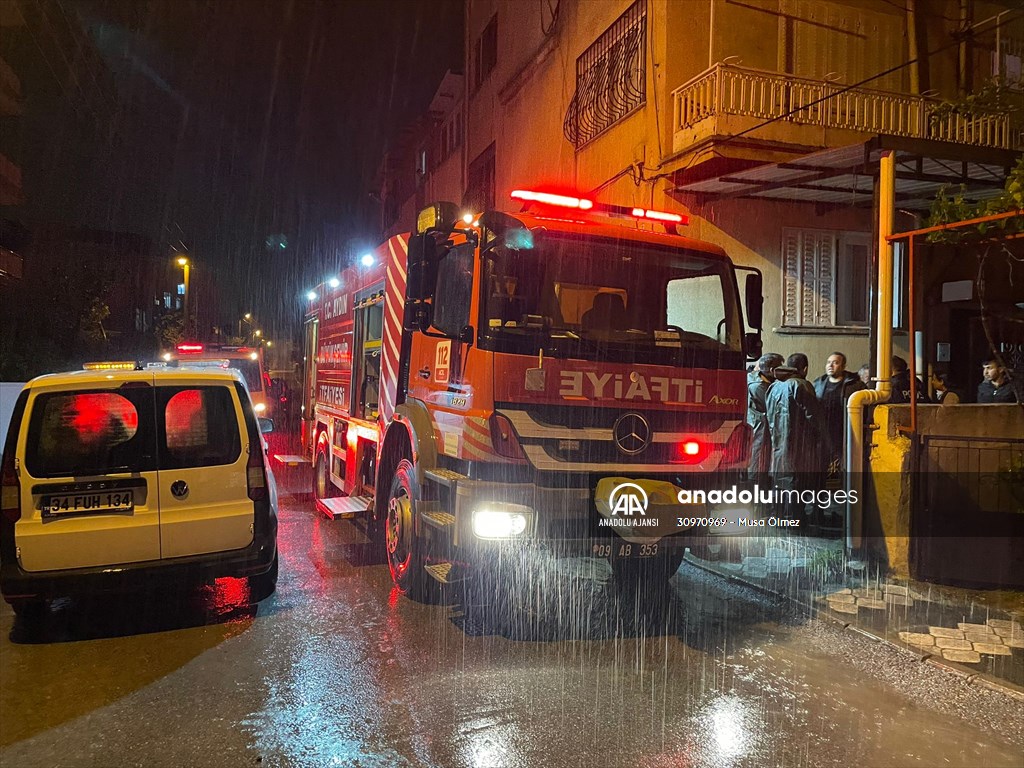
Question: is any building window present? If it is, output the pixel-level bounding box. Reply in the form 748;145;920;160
439;111;463;164
164;292;172;309
473;14;498;92
177;282;185;296
563;0;646;148
782;228;870;328
465;143;495;213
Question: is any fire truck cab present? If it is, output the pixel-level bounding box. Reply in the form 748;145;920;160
301;191;763;600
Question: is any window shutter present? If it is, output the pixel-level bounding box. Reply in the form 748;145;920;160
784;229;835;327
783;229;800;325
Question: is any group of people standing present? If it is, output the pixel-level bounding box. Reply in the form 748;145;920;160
747;352;859;496
746;350;1020;526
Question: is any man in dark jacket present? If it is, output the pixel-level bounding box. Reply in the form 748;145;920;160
812;352;865;476
977;359;1019;403
747;352;784;486
890;356;927;404
766;353;829;520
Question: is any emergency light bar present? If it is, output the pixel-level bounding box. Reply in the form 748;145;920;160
176;343;204;353
83;361;139;371
632;207;685;224
510;189;687;227
510;190;594;210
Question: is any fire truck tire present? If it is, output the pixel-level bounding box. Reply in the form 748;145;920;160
313;444;338;503
384;459;437;602
610;549;686;595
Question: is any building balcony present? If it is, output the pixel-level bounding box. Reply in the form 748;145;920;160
671;63;1022;159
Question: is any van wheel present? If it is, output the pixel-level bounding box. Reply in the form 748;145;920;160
10;599;47;624
384;459;437;602
314;444;338;504
249;554;279;602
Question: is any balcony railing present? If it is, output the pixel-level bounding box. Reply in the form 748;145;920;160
672;63;1021;151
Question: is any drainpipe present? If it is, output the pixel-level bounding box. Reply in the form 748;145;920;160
846;151;896;552
906;0;920;94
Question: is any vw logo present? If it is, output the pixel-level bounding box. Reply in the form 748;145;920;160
612;412;652;456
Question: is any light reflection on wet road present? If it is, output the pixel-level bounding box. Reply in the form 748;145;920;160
1;489;1022;768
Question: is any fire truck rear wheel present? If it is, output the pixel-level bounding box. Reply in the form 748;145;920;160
314;444;338;503
384;459;436;602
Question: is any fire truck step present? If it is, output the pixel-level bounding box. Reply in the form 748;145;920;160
424;468;468;487
319;495;371;520
273;454;307;467
424;561;464;585
421;509;456;530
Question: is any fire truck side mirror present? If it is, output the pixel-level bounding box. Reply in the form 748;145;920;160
744;272;763;330
744;333;763;361
406;233;439;303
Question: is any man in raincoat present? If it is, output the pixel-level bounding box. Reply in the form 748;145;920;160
747;352;784;487
765;353;829;521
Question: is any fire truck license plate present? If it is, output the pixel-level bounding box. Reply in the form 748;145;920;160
42;491;134;517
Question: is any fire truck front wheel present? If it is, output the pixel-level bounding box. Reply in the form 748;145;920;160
610;549;686;598
384;459;437;602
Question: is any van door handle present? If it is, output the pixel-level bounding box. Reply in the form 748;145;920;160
418;366;430;379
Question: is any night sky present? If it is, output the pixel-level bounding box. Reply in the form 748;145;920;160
3;0;462;330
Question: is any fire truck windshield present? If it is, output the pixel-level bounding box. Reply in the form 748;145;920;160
480;232;744;367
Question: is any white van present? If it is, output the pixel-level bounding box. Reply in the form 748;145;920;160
0;366;278;619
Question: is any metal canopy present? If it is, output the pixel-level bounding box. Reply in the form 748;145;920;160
672;136;1021;210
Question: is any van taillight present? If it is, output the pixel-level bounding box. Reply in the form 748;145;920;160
722;423;752;466
1;453;20;523
246;443;267;501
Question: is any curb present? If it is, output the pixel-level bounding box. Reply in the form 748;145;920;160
683;553;1024;703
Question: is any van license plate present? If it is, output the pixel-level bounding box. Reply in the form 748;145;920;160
42;491;134;517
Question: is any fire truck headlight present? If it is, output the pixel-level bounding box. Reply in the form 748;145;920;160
253;402;266;413
472;504;533;539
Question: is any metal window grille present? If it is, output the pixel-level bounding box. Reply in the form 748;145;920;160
563;0;646;148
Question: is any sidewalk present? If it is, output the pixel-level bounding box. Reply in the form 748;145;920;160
686;533;1024;694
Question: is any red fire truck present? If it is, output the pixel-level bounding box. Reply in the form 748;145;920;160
300;189;763;600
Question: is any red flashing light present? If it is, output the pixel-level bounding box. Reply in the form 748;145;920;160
511;189;594;211
631;207;686;224
670;438;710;464
176;343;204;354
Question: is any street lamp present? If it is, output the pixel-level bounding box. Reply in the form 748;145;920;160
176;256;191;337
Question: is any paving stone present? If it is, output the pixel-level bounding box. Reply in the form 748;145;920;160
885;584;910;596
899;632;935;647
857;598;886;610
964;632;998;644
986;619;1022;633
941;649;982;664
853;588;883;599
908;589;929;601
744;566;769;579
766;558;791;575
741;556;766;568
765;547;790;560
826;592;856;604
929;626;965;639
935;637;973;651
1002;636;1024;649
957;623;994;634
790;557;809;569
972;642;1012;656
826;600;859;615
885;594;914;607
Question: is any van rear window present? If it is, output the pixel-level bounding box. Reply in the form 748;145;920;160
159;386;241;469
26;389;157;477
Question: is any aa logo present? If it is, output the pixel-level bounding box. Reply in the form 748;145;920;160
609;482;648;516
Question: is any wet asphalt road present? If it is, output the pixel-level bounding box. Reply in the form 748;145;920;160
2;485;1023;768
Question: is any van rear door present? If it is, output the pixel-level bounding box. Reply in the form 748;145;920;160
155;380;254;558
16;375;161;571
